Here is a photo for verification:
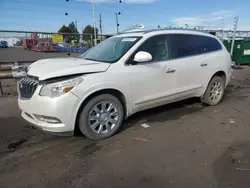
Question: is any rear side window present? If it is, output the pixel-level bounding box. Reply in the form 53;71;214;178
169;34;222;59
194;35;222;53
169;34;197;59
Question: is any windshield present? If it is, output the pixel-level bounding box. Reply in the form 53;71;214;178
79;37;140;63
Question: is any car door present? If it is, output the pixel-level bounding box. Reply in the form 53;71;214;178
125;35;178;112
193;35;224;87
167;34;206;97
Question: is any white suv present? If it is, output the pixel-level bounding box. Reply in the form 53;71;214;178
18;29;232;140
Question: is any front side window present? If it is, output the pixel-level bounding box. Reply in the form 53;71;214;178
79;37;140;63
136;35;170;62
169;34;197;59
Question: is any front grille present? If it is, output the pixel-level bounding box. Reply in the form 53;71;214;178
19;77;39;99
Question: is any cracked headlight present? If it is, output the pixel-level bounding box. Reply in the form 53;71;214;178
39;76;84;98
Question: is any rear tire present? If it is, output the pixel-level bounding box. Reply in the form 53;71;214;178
201;76;225;106
78;94;124;140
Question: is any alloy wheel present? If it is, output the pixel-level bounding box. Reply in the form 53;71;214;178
210;81;223;103
88;101;119;135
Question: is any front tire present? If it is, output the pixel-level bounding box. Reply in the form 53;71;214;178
201;76;225;106
78;94;124;140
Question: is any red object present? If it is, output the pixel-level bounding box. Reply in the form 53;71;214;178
0;66;12;71
31;42;56;52
134;137;150;142
23;39;36;49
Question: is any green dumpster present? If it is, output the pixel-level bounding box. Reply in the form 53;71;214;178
223;39;250;65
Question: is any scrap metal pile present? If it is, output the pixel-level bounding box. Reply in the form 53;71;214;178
22;33;89;53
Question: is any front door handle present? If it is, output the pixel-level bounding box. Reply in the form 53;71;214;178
201;63;208;67
166;68;176;73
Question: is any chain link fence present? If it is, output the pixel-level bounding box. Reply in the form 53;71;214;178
215;30;250;40
0;30;113;63
0;30;113;95
2;29;249;64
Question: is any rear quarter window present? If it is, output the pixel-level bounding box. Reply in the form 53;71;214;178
168;34;222;60
193;35;222;54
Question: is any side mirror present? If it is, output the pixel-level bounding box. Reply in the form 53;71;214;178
133;51;152;63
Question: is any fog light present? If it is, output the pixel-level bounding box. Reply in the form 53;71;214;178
34;114;43;121
34;114;61;124
42;116;61;124
25;112;33;119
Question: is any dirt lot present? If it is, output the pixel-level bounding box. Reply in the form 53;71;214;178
0;48;80;62
1;67;250;188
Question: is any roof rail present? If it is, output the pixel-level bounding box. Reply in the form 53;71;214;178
118;28;209;35
143;28;210;34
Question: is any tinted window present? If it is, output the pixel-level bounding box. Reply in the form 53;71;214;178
136;35;170;62
169;34;222;59
194;35;222;53
169;34;197;59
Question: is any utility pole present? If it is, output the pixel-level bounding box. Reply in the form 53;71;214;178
115;13;119;33
230;16;239;56
75;20;78;31
115;12;121;34
99;13;103;36
91;0;97;45
221;19;225;42
115;0;122;34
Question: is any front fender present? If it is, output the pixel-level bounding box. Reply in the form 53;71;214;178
71;83;132;129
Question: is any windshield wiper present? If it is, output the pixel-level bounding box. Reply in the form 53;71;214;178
84;58;100;62
84;58;112;63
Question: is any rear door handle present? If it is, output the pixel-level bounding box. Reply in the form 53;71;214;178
201;63;208;67
166;68;176;73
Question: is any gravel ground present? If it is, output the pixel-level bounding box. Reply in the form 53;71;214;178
1;66;250;188
0;48;81;62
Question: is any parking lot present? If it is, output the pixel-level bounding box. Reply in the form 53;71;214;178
0;48;81;62
0;66;250;188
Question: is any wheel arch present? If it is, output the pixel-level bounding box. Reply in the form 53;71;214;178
206;70;226;87
202;70;227;96
73;88;129;132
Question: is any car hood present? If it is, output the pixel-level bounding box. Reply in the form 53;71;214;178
27;58;111;80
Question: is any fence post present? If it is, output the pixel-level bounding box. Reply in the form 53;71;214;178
0;81;3;96
90;35;93;47
230;16;239;57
